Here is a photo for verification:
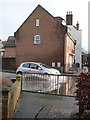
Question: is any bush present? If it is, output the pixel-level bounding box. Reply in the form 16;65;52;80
75;72;90;119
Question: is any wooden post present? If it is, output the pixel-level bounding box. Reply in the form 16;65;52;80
16;74;22;91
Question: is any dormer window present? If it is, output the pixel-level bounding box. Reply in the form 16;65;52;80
36;19;39;26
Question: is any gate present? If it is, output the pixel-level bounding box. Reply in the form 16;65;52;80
2;58;16;70
21;73;78;96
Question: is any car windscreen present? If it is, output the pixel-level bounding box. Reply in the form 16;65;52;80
40;63;50;68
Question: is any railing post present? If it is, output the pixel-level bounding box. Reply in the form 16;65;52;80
57;75;59;95
16;74;22;91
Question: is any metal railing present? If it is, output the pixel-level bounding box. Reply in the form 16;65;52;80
22;73;78;96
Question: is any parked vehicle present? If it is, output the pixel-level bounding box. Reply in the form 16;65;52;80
16;62;60;75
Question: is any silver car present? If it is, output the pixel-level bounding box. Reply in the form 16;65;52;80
16;62;60;75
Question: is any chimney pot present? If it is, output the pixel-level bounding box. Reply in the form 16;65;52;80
76;21;79;30
66;11;73;25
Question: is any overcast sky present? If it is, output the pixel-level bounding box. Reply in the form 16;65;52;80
0;0;89;51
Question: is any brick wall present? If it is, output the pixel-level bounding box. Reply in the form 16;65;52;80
64;34;75;72
4;47;16;58
2;76;22;118
15;5;66;68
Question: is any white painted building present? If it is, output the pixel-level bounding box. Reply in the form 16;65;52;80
67;25;82;68
66;12;82;69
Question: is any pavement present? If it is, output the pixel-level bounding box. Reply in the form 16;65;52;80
1;71;16;79
2;69;16;73
13;92;79;119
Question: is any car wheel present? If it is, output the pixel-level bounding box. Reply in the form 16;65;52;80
44;73;49;75
17;71;22;75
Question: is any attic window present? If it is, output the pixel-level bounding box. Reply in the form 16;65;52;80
34;35;41;44
36;19;39;26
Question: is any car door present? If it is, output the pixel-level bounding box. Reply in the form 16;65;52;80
22;63;31;73
30;63;43;74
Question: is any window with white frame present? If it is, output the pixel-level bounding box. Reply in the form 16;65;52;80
57;62;61;67
36;19;39;26
34;35;41;44
52;62;55;67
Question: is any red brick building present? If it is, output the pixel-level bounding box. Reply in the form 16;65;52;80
2;36;16;70
64;33;76;72
14;5;75;72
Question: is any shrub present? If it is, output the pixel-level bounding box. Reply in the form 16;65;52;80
75;72;90;119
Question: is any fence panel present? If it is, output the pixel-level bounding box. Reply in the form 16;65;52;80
22;73;78;96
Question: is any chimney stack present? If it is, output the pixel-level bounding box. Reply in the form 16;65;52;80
76;21;79;30
66;11;73;25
